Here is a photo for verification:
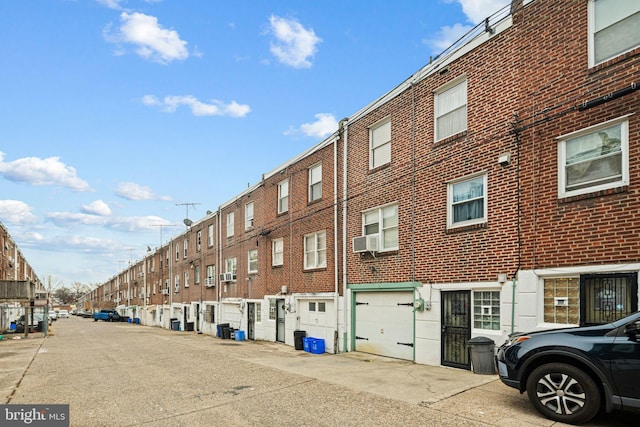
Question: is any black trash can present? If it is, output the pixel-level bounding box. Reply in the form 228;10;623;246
186;322;194;331
467;336;496;374
294;330;306;350
222;326;231;339
217;323;229;338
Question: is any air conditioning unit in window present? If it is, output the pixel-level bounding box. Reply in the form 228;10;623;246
219;272;235;282
161;289;169;295
352;234;378;254
205;277;216;287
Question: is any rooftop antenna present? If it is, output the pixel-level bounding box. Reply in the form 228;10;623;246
151;224;178;247
176;202;200;229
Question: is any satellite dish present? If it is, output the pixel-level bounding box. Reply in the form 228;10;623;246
146;246;151;252
206;210;213;215
183;218;193;227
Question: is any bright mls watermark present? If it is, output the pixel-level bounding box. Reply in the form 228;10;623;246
1;405;69;426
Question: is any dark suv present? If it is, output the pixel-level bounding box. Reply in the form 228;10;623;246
496;312;640;424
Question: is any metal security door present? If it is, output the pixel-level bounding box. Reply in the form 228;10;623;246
247;303;255;340
441;291;471;369
276;298;285;343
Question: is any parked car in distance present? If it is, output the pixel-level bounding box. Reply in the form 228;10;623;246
496;311;640;424
58;309;70;318
48;310;57;321
93;309;120;322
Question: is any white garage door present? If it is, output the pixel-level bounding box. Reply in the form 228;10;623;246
354;291;414;361
299;299;334;354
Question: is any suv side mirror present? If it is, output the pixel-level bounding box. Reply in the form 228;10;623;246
624;320;640;341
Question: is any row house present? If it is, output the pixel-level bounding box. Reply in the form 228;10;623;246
89;0;640;370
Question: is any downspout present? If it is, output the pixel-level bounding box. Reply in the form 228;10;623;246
341;119;349;353
510;115;523;335
333;133;339;354
217;208;222;325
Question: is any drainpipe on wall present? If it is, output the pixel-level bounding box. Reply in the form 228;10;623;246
341;118;349;353
333;132;339;354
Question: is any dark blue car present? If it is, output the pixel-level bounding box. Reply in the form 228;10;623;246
496;311;640;424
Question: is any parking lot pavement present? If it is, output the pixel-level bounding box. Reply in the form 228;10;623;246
1;319;637;426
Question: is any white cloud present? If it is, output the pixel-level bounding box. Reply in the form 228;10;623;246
268;15;322;69
0;200;38;224
46;210;170;233
455;0;511;24
104;12;189;64
142;95;250;118
115;181;171;201
82;200;112;216
0;152;91;192
425;0;510;53
96;0;125;10
296;113;339;138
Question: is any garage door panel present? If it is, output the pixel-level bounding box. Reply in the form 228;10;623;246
354;291;414;361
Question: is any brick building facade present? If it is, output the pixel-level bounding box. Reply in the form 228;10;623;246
85;0;640;369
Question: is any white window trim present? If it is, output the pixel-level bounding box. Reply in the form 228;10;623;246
278;179;289;214
369;117;391;170
245;202;254;230
248;249;258;274
588;0;640;67
308;163;322;202
304;231;327;270
226;212;234;238
556;115;630;199
447;172;488;229
362;203;399;252
434;76;467;142
272;238;284;266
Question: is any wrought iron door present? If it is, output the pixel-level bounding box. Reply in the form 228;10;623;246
441;291;471;369
247;303;255;340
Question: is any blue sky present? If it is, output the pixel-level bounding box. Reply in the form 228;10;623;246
0;0;510;288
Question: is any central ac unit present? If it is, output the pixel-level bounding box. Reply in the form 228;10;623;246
205;277;215;287
352;234;378;253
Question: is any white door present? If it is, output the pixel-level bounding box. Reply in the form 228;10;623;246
299;299;334;353
354;291;414;361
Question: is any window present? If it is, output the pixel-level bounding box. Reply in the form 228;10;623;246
245;202;254;230
304;231;326;269
183;239;188;258
174;275;180;292
248;249;258;274
435;78;467;141
225;257;237;276
558;117;628;198
269;300;277;320
362;204;398;251
309;164;322;202
272;238;283;266
473;291;500;330
255;302;262;322
580;273;638;325
448;174;487;228
370;119;391;169
208;224;214;247
278;179;289;214
196;231;201;251
589;0;640;67
175;245;179;261
206;265;215;282
226;212;234;237
543;278;580;325
308;301;326;312
184;271;189;288
194;265;200;285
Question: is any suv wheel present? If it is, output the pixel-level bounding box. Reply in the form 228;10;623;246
526;363;600;424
